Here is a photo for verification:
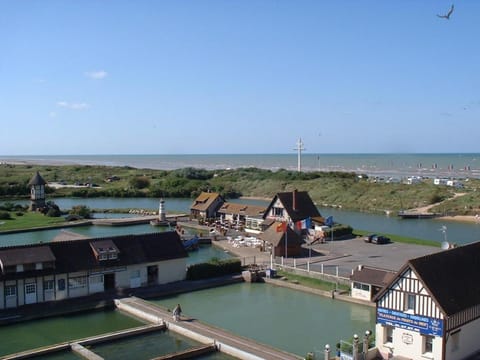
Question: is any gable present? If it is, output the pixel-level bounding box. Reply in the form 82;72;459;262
264;190;320;222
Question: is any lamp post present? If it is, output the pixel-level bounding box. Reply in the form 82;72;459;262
353;334;359;360
363;330;371;359
324;344;330;360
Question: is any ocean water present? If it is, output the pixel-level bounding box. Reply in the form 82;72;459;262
2;153;480;178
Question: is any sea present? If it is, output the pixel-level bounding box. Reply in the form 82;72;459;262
2;153;480;179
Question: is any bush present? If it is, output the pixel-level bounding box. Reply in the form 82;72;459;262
0;211;12;220
69;205;92;219
186;258;242;280
129;176;151;189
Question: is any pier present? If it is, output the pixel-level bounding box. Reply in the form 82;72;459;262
115;296;303;360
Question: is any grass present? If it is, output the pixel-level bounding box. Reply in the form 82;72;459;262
352;229;440;247
275;269;350;292
0;212;68;232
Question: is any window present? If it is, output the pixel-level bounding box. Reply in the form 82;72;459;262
58;278;66;291
44;280;54;291
405;293;416;312
5;285;16;297
130;269;141;278
353;282;370;291
108;253;118;260
68;276;87;289
89;275;103;284
384;325;393;344
273;207;283;217
423;335;434;354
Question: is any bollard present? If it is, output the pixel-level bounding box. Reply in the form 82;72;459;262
353;334;359;360
324;344;330;360
363;330;371;359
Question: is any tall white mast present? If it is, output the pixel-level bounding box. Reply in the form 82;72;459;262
294;138;305;172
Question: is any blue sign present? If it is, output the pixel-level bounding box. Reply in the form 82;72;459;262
377;307;443;337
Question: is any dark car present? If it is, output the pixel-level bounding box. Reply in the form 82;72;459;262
364;234;377;243
371;235;390;244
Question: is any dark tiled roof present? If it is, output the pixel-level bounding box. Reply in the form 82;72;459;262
0;246;56;267
350;266;397;287
264;190;321;222
375;241;480;317
0;232;188;280
28;171;47;186
407;242;480;316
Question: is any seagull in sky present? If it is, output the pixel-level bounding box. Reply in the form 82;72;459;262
437;4;454;19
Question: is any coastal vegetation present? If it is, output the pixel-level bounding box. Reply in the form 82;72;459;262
2;163;480;216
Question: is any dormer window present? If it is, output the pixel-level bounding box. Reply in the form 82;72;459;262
90;240;119;262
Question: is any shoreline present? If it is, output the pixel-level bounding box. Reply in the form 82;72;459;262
437;215;480;224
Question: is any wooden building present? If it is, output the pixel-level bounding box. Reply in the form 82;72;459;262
217;202;266;231
0;232;188;310
190;192;225;220
259;221;303;258
263;190;321;228
374;241;480;360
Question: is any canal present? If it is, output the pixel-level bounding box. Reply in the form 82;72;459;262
1;197;479;358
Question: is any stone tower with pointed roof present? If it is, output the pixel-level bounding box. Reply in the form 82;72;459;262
28;171;47;211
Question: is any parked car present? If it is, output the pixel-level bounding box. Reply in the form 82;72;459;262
364;234;377;243
371;235;390;244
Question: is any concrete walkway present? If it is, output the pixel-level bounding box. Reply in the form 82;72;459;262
116;296;303;360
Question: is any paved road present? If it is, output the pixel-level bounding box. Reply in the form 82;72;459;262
213;234;442;278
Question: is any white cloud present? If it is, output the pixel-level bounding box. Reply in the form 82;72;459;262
84;70;108;79
56;101;90;110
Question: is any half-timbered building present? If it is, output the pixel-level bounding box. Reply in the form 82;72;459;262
0;232;188;310
374;241;480;360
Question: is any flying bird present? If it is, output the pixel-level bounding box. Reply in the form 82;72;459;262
437;4;454;19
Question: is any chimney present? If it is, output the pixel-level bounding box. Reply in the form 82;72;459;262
292;189;297;211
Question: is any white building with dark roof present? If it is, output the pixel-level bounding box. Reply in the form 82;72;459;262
0;232;188;310
374;241;480;360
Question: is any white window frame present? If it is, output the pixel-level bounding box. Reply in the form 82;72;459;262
405;293;416;313
68;276;87;289
423;334;434;355
44;279;55;292
384;325;394;345
5;285;17;297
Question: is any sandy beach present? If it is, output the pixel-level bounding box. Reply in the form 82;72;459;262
437;215;480;224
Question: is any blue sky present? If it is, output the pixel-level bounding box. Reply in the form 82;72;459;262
1;1;479;155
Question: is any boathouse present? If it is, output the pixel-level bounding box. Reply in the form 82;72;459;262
190;192;225;221
0;232;188;310
373;241;480;360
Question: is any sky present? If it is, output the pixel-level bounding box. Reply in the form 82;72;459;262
1;1;479;155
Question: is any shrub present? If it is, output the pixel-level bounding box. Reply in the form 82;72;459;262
0;211;12;220
186;258;242;280
129;176;150;189
69;205;92;219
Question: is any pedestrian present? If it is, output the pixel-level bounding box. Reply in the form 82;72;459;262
173;303;182;321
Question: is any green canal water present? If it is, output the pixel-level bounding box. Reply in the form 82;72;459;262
153;282;375;357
